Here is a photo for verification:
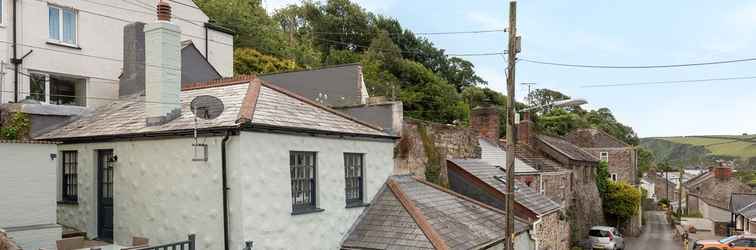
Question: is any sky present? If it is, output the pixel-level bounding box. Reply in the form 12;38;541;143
263;0;756;138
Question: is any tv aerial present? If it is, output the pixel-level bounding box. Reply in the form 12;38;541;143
190;95;225;161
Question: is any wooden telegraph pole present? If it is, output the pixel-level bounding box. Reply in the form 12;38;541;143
504;1;518;250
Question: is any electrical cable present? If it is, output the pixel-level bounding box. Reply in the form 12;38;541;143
580;76;756;88
520;57;756;69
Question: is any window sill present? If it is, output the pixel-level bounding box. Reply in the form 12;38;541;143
46;41;81;50
57;200;78;205
346;202;369;208
291;208;325;216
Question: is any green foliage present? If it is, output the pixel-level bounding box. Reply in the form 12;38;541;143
596;161;610;198
195;0;286;56
324;49;362;65
0;112;31;140
233;48;297;75
659;198;670;207
396;60;468;124
603;181;641;226
637;147;656;177
536;108;589;136
417;123;441;185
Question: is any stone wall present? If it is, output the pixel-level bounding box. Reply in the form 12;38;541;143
541;171;573;209
395;119;481;184
569;164;606;243
536;212;570;250
584;148;636;184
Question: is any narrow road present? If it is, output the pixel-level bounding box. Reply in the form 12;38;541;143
625;211;682;250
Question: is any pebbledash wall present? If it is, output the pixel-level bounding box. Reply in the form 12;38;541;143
0;141;61;250
56;131;395;250
232;131;395;249
56;137;229;249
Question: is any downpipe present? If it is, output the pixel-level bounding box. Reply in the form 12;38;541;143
221;130;231;250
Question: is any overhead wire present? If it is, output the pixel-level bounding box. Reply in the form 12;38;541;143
580;76;756;88
519;57;756;69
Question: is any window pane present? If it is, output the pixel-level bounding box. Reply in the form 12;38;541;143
290;152;317;211
48;7;60;40
344;153;364;204
62;9;76;44
50;76;85;106
29;73;46;102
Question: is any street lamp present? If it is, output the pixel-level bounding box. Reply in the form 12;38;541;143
516;98;588;122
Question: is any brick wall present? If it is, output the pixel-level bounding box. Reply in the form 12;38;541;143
395;119;481;184
470;106;499;143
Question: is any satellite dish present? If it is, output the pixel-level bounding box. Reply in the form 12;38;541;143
190;95;224;120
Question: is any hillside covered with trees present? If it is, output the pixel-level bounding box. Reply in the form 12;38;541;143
196;1;644;165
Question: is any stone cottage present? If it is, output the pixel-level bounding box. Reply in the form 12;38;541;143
447;159;569;250
36;7;398;249
566;128;637;184
686;163;752;235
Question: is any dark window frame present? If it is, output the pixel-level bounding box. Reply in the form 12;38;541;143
290;151;321;214
344;153;365;207
61;150;78;202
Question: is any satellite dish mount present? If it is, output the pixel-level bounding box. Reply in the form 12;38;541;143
190;95;225;162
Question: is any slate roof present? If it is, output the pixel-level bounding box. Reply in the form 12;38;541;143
537;135;598;162
342;175;529;250
500;141;565;172
260;63;366;107
565;128;629;148
731;193;756;219
479;139;538;174
37;76;390;141
448;158;561;216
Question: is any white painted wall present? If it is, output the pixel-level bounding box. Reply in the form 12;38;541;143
57;137;231;249
57;131;396;250
0;0;233;106
698;199;730;222
232;131;395;249
0;142;61;250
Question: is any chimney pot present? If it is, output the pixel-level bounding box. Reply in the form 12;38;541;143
157;1;172;21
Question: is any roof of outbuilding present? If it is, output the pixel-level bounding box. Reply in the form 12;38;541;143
565;128;629;148
259;63;365;107
37;76;390;141
448;158;561;216
342;175;529;250
731;193;756;219
537;135;599;163
479;139;538;174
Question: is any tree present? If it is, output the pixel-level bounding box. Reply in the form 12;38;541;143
196;0;287;56
603;181;641;227
526;88;571;114
596;161;610;198
535;108;589;136
637;147;656;177
233;48;297;75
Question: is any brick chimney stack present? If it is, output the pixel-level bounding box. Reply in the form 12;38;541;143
713;161;733;180
470;105;499;143
518;111;533;146
144;0;181;126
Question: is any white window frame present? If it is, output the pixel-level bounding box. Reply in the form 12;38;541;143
610;173;618;182
28;71;87;106
48;4;79;46
600;151;609;162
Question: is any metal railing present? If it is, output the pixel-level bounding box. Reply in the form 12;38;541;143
138;234;195;250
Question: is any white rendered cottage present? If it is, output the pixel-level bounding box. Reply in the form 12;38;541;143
37;6;396;249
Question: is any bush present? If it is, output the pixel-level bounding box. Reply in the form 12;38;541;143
659;198;670;207
604;181;641;227
0;112;31;140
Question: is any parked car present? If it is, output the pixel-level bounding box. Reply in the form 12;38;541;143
693;235;756;250
589;226;625;250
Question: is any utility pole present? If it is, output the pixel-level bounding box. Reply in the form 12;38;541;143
504;1;518;250
678;165;683;215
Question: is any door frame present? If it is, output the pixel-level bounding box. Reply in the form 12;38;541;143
96;149;114;241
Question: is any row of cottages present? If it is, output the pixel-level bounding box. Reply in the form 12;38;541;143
469;107;605;246
0;0;234;135
11;3;539;249
685;163;752;235
565;128;637;184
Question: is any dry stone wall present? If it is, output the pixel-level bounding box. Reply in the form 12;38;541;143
395;119;481;185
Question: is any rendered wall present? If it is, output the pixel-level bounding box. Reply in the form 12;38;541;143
0;142;61;250
56;136;232;249
235;131;395;249
0;0;232;106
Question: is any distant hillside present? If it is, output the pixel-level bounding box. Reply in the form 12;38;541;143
640;135;756;169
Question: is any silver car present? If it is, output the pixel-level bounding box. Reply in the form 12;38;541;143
589;226;625;250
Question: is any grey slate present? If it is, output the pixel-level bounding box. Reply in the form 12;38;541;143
449;158;561;216
37;80;388;140
538;135;598;162
479;139;538;174
260;64;366;107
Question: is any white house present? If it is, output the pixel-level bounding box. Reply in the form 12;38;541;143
36;6;396;249
0;140;61;250
0;0;233;108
